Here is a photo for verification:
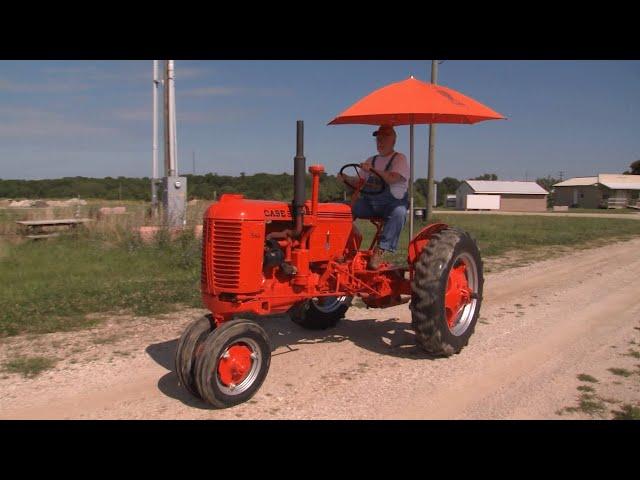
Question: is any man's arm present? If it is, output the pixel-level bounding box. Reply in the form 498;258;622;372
361;158;406;184
338;158;371;185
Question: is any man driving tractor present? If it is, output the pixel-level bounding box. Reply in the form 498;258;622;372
338;124;409;269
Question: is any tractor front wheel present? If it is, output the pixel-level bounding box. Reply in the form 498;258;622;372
289;296;352;330
410;227;483;356
195;318;271;408
175;315;215;398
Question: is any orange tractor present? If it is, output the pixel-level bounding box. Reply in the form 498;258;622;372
175;121;483;408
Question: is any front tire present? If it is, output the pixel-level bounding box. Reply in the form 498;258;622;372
195;318;271;408
410;227;483;356
289;296;352;330
175;315;214;398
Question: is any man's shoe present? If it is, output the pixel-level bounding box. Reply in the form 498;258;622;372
368;248;386;269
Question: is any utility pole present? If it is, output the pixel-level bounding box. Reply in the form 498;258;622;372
192;150;196;175
161;60;187;229
164;60;177;177
426;60;438;221
151;60;160;217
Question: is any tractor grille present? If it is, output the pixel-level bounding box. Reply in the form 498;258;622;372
317;211;352;219
201;218;212;289
211;220;242;290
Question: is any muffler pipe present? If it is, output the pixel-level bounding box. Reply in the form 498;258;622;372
292;120;306;236
268;121;306;242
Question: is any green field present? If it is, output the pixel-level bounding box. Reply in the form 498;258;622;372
1;212;640;338
359;213;640;263
0;232;202;337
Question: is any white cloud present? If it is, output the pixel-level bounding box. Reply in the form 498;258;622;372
177;108;259;124
181;86;243;97
113;108;151;122
43;62;207;82
0;107;119;138
0;77;91;94
181;85;293;97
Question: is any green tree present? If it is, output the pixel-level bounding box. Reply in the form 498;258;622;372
536;176;559;208
626;159;640;175
472;173;498;181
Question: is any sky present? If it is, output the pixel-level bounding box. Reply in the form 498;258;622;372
0;60;638;182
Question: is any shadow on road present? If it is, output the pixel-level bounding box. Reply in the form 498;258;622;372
146;312;442;409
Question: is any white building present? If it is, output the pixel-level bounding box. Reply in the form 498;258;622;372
456;181;549;212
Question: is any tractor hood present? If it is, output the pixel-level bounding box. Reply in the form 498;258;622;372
205;194;351;222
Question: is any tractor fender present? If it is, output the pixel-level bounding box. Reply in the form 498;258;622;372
406;223;449;266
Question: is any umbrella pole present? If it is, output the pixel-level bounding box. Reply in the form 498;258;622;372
409;123;414;241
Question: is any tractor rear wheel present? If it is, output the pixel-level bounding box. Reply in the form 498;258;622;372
175;315;214;398
410;227;483;356
289;296;352;330
195;318;271;408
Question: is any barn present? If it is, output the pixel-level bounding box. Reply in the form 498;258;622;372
553;174;640;209
456;181;549;212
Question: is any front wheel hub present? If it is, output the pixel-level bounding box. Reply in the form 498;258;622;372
217;343;253;388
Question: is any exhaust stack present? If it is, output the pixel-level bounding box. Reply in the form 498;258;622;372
293;120;306;235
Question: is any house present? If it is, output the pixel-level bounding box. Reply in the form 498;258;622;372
553;174;640;209
445;194;457;208
456;181;549;212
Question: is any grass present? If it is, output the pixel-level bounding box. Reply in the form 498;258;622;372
577;385;595;393
357;213;640;264
92;334;123;345
2;206;640;338
2;356;58;378
557;381;611;417
624;349;640;359
577;373;599;383
576;395;607;416
0;230;202;337
608;367;633;377
611;404;640;420
560;393;607;417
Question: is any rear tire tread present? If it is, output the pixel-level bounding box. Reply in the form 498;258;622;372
410;227;483;356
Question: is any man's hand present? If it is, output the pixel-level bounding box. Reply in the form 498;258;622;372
359;162;372;172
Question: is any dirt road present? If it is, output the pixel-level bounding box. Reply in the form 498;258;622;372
1;238;639;419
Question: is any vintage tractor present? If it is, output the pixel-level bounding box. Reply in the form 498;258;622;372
175;121;483;408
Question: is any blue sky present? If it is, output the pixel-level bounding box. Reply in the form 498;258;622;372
0;60;638;181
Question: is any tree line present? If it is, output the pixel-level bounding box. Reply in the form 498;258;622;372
3;160;637;204
0;172;582;207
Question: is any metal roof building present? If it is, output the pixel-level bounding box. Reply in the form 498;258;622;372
456;180;549;212
553;174;640;209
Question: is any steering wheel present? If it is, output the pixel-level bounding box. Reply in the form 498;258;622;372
339;163;387;196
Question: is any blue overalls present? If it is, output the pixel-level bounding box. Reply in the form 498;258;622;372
352;153;409;253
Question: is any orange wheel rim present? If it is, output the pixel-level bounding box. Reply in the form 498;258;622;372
217;343;254;387
444;262;472;330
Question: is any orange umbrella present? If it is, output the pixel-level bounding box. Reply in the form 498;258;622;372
328;76;504;126
328;76;505;238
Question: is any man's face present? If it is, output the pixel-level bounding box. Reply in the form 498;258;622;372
376;133;395;155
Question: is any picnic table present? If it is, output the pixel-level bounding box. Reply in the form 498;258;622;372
15;218;93;239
